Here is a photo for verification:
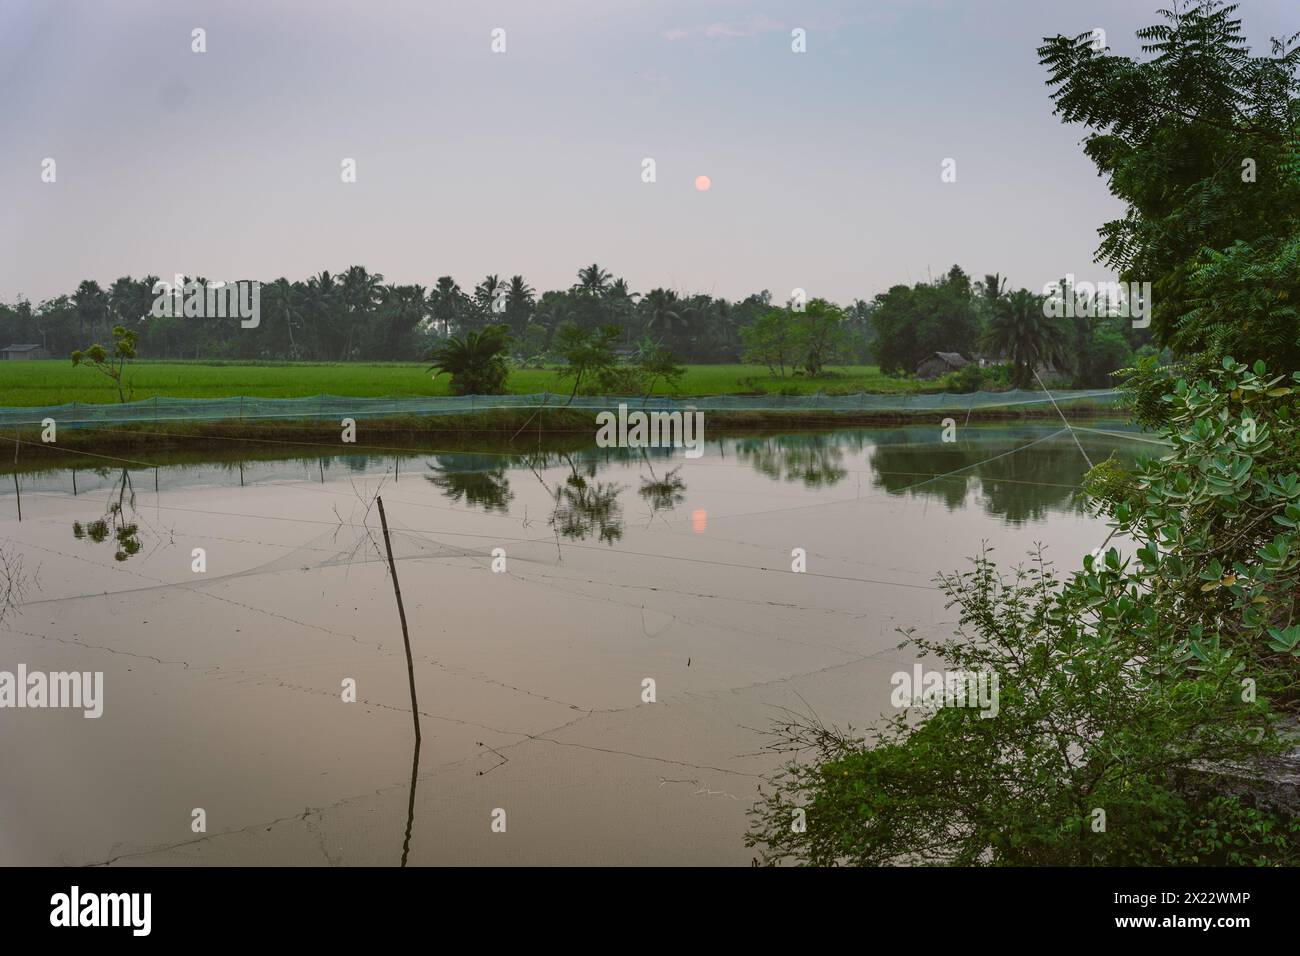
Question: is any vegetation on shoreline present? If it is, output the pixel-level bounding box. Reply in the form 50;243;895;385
746;1;1300;866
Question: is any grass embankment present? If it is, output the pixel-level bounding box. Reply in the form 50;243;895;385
0;360;1120;468
3;360;964;406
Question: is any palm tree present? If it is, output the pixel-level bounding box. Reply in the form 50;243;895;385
375;283;427;359
302;271;339;360
505;275;536;336
338;265;383;359
73;279;107;341
982;289;1069;388
472;274;508;329
265;278;303;357
641;288;682;339
428;324;511;395
428;276;468;336
575;263;612;297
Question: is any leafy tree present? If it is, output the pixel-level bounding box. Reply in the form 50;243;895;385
71;325;139;402
632;338;685;402
427;324;511;395
740;308;797;377
795;298;851;376
749;361;1300;866
511;323;550;367
1038;1;1300;363
553;321;621;402
871;267;980;375
1074;320;1134;388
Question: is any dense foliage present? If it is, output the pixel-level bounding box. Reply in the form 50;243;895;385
748;361;1300;865
1038;0;1300;368
747;0;1300;868
4;263;1147;390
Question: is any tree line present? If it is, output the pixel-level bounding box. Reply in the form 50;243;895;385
1;262;1160;389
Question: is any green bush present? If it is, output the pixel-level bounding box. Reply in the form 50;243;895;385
747;360;1300;866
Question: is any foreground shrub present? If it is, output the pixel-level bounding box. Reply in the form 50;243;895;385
748;360;1300;865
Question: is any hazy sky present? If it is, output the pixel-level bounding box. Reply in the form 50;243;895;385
2;0;1295;305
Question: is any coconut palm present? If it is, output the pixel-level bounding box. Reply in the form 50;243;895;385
472;274;508;329
428;276;468;336
982;289;1070;388
504;275;536;336
641;288;683;339
575;263;612;297
302;270;340;359
264;277;304;357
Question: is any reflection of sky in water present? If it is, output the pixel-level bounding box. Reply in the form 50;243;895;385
0;421;1159;865
9;422;1156;556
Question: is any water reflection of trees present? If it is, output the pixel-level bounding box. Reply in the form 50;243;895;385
547;455;624;545
867;431;1090;524
733;433;865;488
423;450;627;545
424;455;513;514
413;426;1136;535
71;467;143;561
636;447;686;525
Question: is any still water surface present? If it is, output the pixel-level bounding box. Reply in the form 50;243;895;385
0;422;1151;864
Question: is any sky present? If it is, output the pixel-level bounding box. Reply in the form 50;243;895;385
1;0;1296;306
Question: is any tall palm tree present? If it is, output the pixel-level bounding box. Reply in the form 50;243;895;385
368;283;426;359
428;276;467;337
338;265;383;359
73;279;107;341
302;270;339;360
575;263;612;297
505;275;535;336
641;288;682;339
265;277;303;357
473;274;508;327
982;289;1069;388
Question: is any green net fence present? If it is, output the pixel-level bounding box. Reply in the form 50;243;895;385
0;388;1124;428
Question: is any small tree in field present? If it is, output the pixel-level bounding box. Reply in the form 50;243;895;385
554;321;621;403
632;338;685;404
71;325;138;402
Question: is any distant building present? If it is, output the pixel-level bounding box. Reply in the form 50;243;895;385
916;351;969;379
0;344;49;360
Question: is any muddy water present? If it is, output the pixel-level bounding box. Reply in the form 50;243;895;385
0;423;1150;865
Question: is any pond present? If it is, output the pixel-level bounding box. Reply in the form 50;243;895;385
0;421;1156;864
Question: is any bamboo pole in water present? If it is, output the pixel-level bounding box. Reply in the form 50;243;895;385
377;497;421;745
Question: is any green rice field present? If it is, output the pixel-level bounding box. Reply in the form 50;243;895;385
0;360;938;406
